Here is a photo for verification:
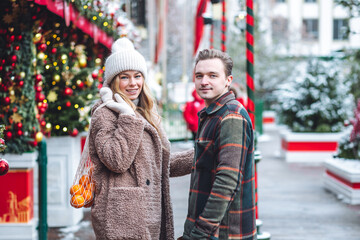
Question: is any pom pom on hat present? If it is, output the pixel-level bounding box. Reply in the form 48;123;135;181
103;38;147;87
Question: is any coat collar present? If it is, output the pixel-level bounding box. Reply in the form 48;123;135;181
199;91;235;117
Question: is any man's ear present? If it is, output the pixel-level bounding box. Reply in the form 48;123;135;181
225;75;233;88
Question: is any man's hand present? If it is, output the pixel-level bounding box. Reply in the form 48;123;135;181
100;87;135;115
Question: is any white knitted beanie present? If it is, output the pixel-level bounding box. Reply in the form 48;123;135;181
103;37;147;87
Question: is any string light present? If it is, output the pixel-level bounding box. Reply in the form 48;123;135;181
83;5;88;9
93;16;97;21
63;127;68;132
55;125;60;130
45;65;50;69
57;106;62;110
103;22;108;27
74;104;79;109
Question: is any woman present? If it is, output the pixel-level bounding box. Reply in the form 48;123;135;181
88;38;194;240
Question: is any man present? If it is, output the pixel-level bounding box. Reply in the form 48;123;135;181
181;49;256;240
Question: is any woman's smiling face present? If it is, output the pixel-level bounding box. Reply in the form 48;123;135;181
117;70;144;100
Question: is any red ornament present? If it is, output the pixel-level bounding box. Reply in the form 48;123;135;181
77;81;85;89
51;48;57;54
38;107;46;114
35;74;43;83
28;140;37;147
5;131;12;140
2;97;10;105
0;84;8;92
91;71;98;79
35;85;42;92
9;55;17;63
8;35;15;43
15;45;20;51
18;80;24;87
16;129;23;136
36;93;45;102
0;138;4;145
0;159;9;176
16;122;23;129
40;120;46;127
38;43;47;52
65;101;71;107
17;35;22;41
70;128;79;137
63;87;73;96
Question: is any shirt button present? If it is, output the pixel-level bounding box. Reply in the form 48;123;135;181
146;179;150;185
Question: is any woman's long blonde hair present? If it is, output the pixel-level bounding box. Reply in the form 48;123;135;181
110;75;161;134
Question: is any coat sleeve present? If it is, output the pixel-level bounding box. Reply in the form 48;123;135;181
169;148;194;177
191;114;252;237
91;108;146;173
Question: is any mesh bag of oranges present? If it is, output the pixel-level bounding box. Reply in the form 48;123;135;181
70;133;95;209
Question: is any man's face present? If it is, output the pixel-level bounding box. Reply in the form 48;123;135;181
194;58;233;107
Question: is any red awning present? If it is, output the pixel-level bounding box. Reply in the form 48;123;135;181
33;0;114;49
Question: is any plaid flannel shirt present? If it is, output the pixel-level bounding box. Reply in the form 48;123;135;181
183;91;256;240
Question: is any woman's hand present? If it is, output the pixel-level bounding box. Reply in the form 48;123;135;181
100;87;135;115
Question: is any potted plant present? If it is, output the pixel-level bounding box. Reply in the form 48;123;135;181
276;58;353;163
323;99;360;204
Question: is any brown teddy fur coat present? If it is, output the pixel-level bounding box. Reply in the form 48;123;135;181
89;101;194;240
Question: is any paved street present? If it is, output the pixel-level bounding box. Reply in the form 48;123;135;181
49;128;360;239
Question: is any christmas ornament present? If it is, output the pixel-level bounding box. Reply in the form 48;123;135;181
0;159;9;176
79;57;87;68
63;87;73;96
38;43;47;52
16;122;23;129
9;55;17;63
11;113;23;123
33;33;42;44
2;97;10;105
17;80;24;87
35;132;43;142
35;74;42;83
16;129;23;136
70;128;79;137
47;91;58;102
53;74;60;82
5;131;12;140
65;101;71;107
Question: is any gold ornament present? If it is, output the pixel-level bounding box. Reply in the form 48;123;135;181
3;14;13;24
33;33;42;44
79;57;87;68
19;72;26;79
85;77;93;87
11;113;23;123
53;74;60;82
47;91;58;102
35;132;43;142
37;52;45;60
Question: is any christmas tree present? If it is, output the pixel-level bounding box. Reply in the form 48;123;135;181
0;0;124;153
276;58;353;133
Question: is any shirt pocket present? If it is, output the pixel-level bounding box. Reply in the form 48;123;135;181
194;140;215;170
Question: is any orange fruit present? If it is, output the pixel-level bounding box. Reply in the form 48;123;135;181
85;182;95;192
70;194;85;208
83;190;93;203
84;199;94;208
79;174;90;187
70;184;84;195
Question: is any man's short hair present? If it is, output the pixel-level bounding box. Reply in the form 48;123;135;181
195;49;233;77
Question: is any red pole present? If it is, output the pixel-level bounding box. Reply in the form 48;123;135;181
221;0;226;52
245;0;257;219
